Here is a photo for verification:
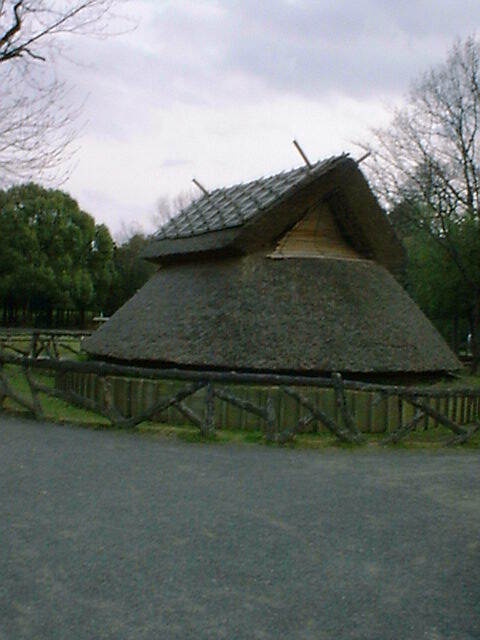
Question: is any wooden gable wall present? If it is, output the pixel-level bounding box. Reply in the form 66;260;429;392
271;202;364;260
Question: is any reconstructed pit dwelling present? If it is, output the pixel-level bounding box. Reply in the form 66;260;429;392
85;154;459;379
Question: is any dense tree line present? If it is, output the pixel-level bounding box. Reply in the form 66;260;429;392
0;183;155;327
390;203;475;354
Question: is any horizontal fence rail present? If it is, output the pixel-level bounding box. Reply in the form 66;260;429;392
0;353;479;445
0;330;91;360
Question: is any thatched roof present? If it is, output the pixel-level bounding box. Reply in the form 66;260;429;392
85;154;460;374
85;255;459;374
142;155;405;274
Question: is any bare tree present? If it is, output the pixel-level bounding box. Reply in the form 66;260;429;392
153;191;196;229
358;36;480;370
0;0;128;183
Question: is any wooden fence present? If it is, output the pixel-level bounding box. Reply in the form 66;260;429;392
0;352;479;445
0;329;91;359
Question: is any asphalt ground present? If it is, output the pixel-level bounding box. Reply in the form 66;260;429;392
0;414;479;640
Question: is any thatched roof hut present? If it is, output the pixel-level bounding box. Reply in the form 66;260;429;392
85;155;459;376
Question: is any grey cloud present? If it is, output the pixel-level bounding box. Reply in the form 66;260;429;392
220;0;480;98
37;0;480;151
47;0;480;237
160;158;190;168
55;0;480;116
143;0;480;101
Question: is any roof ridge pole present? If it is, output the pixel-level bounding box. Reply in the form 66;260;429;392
293;139;313;169
356;151;371;165
192;178;210;197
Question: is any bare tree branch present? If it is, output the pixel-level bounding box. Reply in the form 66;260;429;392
0;0;131;183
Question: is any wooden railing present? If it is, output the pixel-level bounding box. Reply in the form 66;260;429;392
0;352;479;445
0;329;90;359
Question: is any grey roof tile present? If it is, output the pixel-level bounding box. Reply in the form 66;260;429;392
155;155;345;240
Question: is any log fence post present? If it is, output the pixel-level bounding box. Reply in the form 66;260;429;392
332;373;363;440
202;383;215;437
23;365;44;419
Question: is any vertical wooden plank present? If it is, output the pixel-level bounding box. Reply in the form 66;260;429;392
366;392;373;433
130;379;140;418
444;396;450;424
127;379;133;418
218;387;227;429
310;388;320;434
164;381;175;424
250;386;263;430
350;391;357;429
402;397;415;429
238;385;248;430
384;394;391;433
423;396;430;431
387;395;398;434
81;372;87;400
266;395;277;439
146;380;158;422
278;387;286;433
291;386;301;432
434;397;440;428
224;384;235;430
89;374;95;404
466;395;473;424
348;391;358;433
213;385;224;429
278;387;293;433
371;393;383;434
460;395;466;425
398;395;403;432
94;374;101;405
83;373;89;402
237;386;248;430
221;385;231;429
442;395;448;425
113;377;124;417
230;385;242;430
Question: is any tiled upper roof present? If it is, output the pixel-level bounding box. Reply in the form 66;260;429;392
155;155;346;240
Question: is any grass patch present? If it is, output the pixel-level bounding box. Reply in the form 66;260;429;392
2;364;108;427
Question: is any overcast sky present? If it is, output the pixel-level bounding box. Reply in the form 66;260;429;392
58;0;480;238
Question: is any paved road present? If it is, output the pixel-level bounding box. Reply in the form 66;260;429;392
0;415;479;640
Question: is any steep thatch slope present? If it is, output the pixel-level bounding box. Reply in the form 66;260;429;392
84;255;459;374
